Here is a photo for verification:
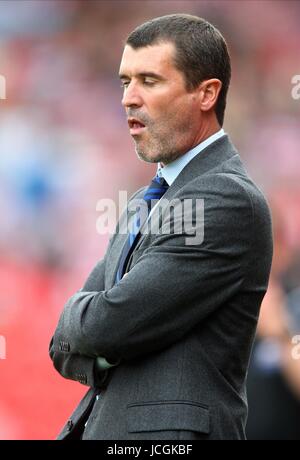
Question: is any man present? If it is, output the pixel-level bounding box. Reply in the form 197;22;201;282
49;14;273;440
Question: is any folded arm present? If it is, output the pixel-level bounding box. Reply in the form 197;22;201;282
49;257;117;385
52;175;255;363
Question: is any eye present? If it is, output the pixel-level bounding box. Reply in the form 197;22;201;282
143;78;155;86
120;80;130;89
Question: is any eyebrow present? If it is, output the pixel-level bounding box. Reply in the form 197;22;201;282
119;71;165;81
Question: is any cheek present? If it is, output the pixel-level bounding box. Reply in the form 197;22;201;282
153;99;181;121
148;92;196;133
157;102;194;131
149;92;181;118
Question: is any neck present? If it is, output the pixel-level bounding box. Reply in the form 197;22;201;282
193;116;221;146
160;120;221;167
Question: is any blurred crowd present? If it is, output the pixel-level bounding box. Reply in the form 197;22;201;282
0;0;299;439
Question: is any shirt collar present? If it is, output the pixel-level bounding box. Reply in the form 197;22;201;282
157;128;225;186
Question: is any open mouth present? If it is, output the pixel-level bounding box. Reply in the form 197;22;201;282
128;118;146;135
128;118;146;129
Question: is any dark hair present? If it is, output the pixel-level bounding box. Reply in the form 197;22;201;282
126;14;231;126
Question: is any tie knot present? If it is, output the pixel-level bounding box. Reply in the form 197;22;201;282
143;174;169;206
153;174;167;186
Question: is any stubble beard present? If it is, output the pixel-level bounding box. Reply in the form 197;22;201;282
134;132;184;165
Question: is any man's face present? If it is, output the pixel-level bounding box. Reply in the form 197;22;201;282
119;42;203;165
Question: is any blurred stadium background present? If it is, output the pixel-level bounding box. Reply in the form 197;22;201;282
0;0;299;439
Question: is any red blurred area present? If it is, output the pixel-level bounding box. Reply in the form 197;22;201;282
0;257;86;439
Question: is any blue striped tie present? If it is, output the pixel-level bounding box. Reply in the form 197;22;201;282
116;175;169;283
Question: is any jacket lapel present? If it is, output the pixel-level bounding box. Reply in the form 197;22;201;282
106;135;239;285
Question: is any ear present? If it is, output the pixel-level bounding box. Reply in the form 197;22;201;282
198;78;222;112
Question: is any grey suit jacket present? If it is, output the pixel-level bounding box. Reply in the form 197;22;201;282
50;135;273;440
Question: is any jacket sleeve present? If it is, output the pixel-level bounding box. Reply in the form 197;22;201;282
49;188;147;379
49;257;111;384
51;175;267;363
81;256;107;291
49;337;109;387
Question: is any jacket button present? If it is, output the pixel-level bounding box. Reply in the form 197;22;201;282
67;420;73;431
76;373;87;384
60;341;70;352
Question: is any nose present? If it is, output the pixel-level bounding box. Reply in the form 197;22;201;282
121;81;143;109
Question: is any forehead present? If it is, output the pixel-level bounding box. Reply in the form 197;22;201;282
119;42;179;77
